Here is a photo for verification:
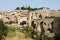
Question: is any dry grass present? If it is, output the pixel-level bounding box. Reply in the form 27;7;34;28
5;31;34;40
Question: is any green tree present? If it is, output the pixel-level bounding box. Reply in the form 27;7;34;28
19;26;34;39
0;19;8;40
15;7;20;10
5;20;15;25
21;6;26;10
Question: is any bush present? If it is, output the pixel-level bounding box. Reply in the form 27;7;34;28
15;7;20;10
19;26;34;39
7;31;16;37
0;19;8;40
5;20;15;25
6;28;17;37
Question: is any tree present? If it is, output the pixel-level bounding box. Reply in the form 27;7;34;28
21;6;26;10
15;7;20;10
28;6;31;11
33;8;38;10
0;19;8;40
5;20;15;25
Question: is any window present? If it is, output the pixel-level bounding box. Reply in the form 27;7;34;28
20;21;26;25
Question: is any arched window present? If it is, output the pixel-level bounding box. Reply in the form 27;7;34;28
40;21;46;40
39;14;42;19
40;21;45;33
47;22;54;33
51;22;54;29
31;21;36;28
20;21;26;25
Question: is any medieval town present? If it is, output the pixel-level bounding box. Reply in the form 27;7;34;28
0;0;60;40
0;6;60;40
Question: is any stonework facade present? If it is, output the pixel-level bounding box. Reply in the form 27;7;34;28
0;7;60;38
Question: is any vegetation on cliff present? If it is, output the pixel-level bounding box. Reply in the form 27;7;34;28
15;6;49;11
0;19;55;40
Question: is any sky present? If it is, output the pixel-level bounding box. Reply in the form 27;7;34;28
0;0;60;11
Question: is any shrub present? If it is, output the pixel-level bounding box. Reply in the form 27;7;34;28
0;19;8;40
15;7;20;10
5;20;15;25
19;26;34;39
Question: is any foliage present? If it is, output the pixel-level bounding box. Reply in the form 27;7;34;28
0;19;8;36
0;19;34;40
6;27;17;37
5;20;15;25
41;33;55;40
21;6;41;11
0;19;8;40
39;7;49;9
21;6;28;10
15;6;39;11
15;6;50;11
0;19;17;39
15;7;20;10
21;6;32;11
19;26;34;39
0;19;55;40
6;27;34;40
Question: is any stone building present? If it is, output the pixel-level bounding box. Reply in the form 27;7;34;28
0;7;60;39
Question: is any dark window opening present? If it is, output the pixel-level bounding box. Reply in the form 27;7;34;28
39;14;42;19
31;21;36;28
51;22;54;30
47;28;53;33
20;21;26;25
40;21;45;33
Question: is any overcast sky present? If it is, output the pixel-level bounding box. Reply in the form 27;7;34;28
0;0;60;11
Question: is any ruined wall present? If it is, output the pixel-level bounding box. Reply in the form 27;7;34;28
50;10;60;17
54;17;60;37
